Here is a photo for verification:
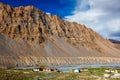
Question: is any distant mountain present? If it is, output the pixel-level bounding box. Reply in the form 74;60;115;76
0;3;120;68
109;39;120;50
109;39;120;44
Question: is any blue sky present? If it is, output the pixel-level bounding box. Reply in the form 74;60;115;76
0;0;120;40
0;0;77;17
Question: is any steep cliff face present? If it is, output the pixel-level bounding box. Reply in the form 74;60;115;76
0;3;120;68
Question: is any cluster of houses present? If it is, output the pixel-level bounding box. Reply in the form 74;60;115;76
33;67;60;72
33;67;89;73
33;67;120;78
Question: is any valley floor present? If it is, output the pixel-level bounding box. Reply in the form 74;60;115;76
1;68;120;80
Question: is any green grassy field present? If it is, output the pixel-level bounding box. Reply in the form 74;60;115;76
0;68;120;80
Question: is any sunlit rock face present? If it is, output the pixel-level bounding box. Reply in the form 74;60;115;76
0;3;120;68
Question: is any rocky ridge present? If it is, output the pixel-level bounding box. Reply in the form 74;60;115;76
0;3;120;68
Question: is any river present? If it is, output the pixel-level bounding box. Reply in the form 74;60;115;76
16;64;120;72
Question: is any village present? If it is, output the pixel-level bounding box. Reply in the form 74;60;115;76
33;67;89;72
1;66;120;80
32;66;120;79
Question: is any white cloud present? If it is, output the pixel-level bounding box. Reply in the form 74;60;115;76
46;12;51;15
65;0;120;40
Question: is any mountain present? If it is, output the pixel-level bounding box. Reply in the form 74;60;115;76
0;3;120;68
109;39;120;44
109;39;120;50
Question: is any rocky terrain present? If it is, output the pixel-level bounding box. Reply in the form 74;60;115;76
0;3;120;68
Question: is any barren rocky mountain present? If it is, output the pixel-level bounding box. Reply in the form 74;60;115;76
0;3;120;68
